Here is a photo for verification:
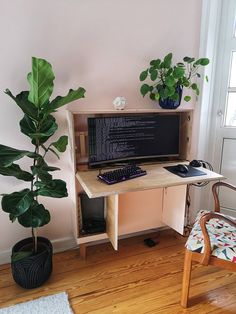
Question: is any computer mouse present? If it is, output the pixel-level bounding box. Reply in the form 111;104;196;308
175;164;189;173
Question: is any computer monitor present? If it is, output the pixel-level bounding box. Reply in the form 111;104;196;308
88;114;180;167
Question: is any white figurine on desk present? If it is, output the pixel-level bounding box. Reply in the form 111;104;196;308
113;96;127;110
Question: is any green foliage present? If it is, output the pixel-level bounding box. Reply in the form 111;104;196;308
27;57;55;108
0;144;37;167
0;57;86;251
2;189;34;217
11;251;33;263
18;201;50;228
139;52;210;103
52;136;68;153
35;179;68;198
0;164;33;181
50;88;86;110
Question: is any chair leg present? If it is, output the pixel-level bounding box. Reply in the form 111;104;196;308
181;250;192;308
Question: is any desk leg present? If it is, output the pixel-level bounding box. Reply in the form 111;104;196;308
80;243;87;259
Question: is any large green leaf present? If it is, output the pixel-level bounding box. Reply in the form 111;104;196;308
0;144;36;167
31;165;52;182
36;159;60;172
20;114;58;144
1;189;34;216
49;87;86;110
18;201;50;228
52;135;68;152
35;179;68;198
4;90;38;119
27;57;55;108
19;114;36;138
0;164;33;181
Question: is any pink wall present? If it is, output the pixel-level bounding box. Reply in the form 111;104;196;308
0;0;202;263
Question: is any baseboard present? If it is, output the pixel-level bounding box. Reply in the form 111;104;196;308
0;227;170;265
0;236;77;265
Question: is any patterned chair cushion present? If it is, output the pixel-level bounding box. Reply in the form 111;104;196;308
186;210;236;263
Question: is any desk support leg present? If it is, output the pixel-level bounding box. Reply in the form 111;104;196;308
80;243;87;259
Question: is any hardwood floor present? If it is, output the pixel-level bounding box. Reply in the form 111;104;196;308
0;230;235;313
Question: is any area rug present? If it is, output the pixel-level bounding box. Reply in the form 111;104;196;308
0;292;73;314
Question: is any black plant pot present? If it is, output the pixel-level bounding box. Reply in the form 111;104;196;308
159;85;183;109
11;237;53;289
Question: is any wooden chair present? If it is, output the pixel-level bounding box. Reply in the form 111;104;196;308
181;181;236;308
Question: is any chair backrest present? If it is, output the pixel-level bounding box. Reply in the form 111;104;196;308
212;181;236;212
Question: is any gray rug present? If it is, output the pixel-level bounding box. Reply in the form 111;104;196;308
0;292;73;314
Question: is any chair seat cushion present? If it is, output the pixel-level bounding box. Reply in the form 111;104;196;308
186;210;236;263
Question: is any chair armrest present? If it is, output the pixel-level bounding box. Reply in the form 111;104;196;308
199;212;236;265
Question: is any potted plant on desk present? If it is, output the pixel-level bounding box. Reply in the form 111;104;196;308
0;57;85;289
139;52;209;109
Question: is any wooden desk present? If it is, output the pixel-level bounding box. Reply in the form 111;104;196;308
76;162;223;198
75;162;224;257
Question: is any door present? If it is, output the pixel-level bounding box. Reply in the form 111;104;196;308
106;194;119;250
162;185;186;235
211;0;236;217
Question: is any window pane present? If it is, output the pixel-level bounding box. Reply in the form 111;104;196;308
225;92;236;126
229;52;236;87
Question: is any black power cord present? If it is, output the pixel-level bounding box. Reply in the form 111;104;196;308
190;159;214;187
183;159;214;235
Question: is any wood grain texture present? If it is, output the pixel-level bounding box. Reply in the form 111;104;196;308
76;163;224;198
106;194;119;250
0;230;235;313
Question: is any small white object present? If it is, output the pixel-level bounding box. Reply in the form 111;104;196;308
113;96;127;110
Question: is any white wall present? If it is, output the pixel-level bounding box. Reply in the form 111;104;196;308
0;0;202;263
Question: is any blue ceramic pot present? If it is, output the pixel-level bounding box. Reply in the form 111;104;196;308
159;85;183;109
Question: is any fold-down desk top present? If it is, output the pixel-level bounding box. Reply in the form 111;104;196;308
76;162;224;198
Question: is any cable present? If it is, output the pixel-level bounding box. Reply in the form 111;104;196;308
183;184;192;236
190;159;214;187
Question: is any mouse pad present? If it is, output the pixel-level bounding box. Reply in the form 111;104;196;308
164;165;207;178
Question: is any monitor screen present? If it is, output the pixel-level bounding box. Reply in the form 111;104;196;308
88;114;180;167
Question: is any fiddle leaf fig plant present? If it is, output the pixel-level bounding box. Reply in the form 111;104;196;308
0;57;85;254
139;52;209;102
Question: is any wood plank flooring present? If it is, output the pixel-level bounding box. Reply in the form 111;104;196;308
0;230;235;313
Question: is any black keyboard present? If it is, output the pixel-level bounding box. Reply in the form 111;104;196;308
97;165;147;185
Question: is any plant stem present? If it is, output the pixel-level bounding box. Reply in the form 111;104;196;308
41;143;52;158
32;227;37;253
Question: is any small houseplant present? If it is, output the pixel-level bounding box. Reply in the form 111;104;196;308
0;57;85;288
139;52;209;109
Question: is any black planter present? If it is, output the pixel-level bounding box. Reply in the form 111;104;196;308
159;85;183;109
11;237;53;289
